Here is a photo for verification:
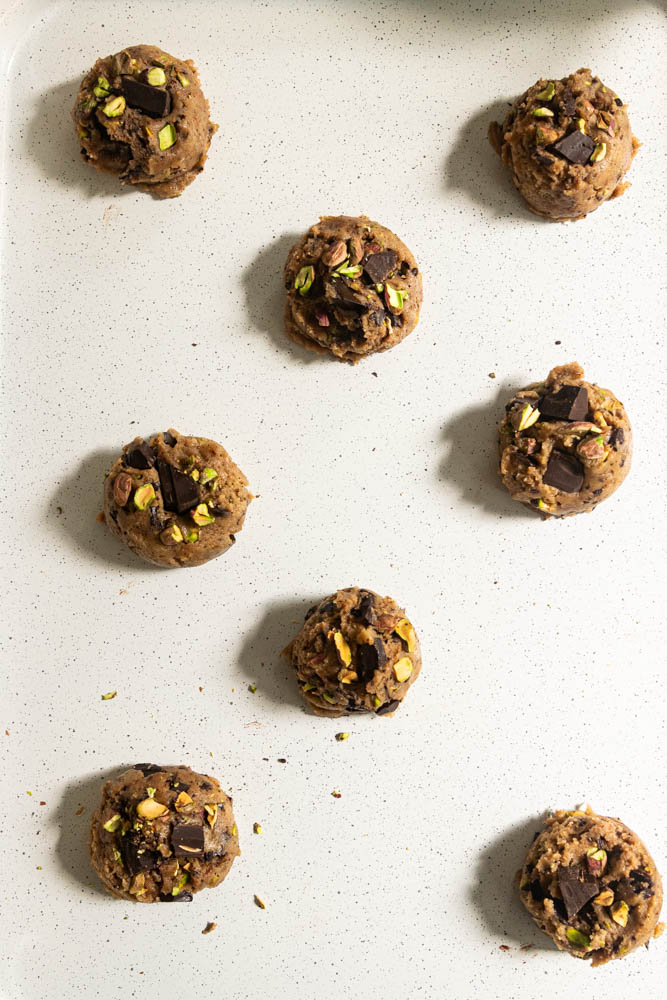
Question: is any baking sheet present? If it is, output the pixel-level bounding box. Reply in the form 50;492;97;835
1;1;666;998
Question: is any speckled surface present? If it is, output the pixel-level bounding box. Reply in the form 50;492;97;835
1;1;665;998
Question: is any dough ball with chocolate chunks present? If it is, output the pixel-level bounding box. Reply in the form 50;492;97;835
499;363;631;517
72;44;217;198
283;216;423;363
103;428;252;568
285;587;421;717
519;806;663;965
89;765;239;903
489;68;638;220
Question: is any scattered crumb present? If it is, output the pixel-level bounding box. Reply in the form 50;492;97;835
499;944;510;951
331;790;342;799
654;922;665;939
39;801;46;806
488;372;496;379
277;758;287;764
254;895;266;910
202;921;217;935
199;686;204;692
520;944;533;951
56;506;63;516
372;372;378;377
244;721;261;728
4;730;8;736
26;791;32;796
96;511;105;523
253;822;262;834
119;589;128;596
192;343;197;346
75;806;85;816
248;683;257;693
335;732;349;742
36;865;42;870
101;691;117;701
555;339;561;345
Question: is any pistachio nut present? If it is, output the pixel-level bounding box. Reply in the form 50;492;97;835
332;631;352;667
393;657;413;683
294;265;315;296
146;67;166;86
394;618;417;653
136;797;168;819
133;483;156;510
102;96;126;118
158;123;177;150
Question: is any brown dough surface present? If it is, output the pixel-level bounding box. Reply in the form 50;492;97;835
73;44;217;198
284;216;423;363
89;765;239;903
520;807;663;965
489;68;638;220
499;363;631;517
285;587;421;717
104;428;252;568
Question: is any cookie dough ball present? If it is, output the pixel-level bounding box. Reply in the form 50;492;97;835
499;363;631;517
89;765;239;903
284;216;423;363
519;807;663;965
104;428;252;568
489;69;638;220
285;587;421;716
73;44;217;198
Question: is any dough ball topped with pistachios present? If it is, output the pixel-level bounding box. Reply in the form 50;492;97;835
499;363;632;517
73;44;217;198
519;806;663;965
89;765;239;903
284;216;423;362
489;68;638;220
103;428;252;568
285;587;421;717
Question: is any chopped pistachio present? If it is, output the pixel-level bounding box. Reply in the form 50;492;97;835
332;631;352;668
334;260;363;279
136;797;168;819
536;499;548;511
204;803;218;828
103;813;122;832
338;668;358;684
93;76;110;98
590;142;607;163
133;483;156;510
322;692;336;704
576;118;586;132
294;264;315;296
375;283;384;293
101;691;117;701
335;732;350;742
373;695;382;708
172;873;188;895
302;682;315;692
183;528;199;543
102;96;126;118
517;403;540;432
535;82;555;101
160;523;184;545
146;787;156;798
254;894;266;909
112;849;122;862
190;468;200;482
531;107;554;118
158;123;177;150
200;467;218;485
248;683;257;693
611;900;629;927
384;283;407;313
593;889;614;906
176;72;190;87
191;502;214;526
566;927;590;949
394;618;417;653
78;128;89;139
146;67;167;86
231;824;237;837
175;791;193;810
393;657;413;683
253;822;263;834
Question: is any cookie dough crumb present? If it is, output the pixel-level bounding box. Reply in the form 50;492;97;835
202;921;217;935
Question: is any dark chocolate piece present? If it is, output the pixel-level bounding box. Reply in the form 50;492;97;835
121;75;171;117
120;838;159;876
561;91;577;117
319;601;336;615
552;130;595;165
124;441;156;469
353;591;376;626
535;152;555;167
133;763;166;775
375;698;400;716
163;431;177;446
158;463;200;514
171;823;205;857
628;869;653;898
543;451;584;493
557;865;599;920
363;250;398;284
304;604;317;620
528;880;547;902
615;97;623;106
328;277;369;311
209;505;231;517
370;310;386;326
609;427;625;450
539;385;589;421
356;638;387;682
160;891;193;903
156;459;176;510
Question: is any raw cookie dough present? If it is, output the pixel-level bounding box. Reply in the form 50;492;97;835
285;587;421;717
489;68;638;220
73;44;217;197
89;765;239;903
104;428;252;568
283;216;423;363
519;807;663;965
499;363;631;517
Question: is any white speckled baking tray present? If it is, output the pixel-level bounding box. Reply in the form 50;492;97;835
1;1;666;997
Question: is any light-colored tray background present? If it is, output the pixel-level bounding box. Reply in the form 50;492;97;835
1;1;666;998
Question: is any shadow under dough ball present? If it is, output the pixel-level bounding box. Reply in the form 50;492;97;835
285;587;421;717
283;215;423;363
499;362;631;517
519;806;663;965
90;765;239;903
73;44;217;197
103;428;252;568
489;68;638;220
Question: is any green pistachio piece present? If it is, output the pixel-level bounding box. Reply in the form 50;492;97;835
176;72;190;87
200;467;218;485
171;873;189;896
113;849;122;862
334;260;363;279
566;927;590;949
78;128;89;140
611;900;629;927
375;283;384;293
321;692;336;704
248;683;257;693
373;695;382;708
158;123;177;150
183;528;199;543
532;107;554;118
102;96;126;118
146;787;156;798
147;67;167;86
517;404;540;431
93;76;110;99
294;265;315;296
335;732;350;741
103;814;122;832
302;682;314;692
536;499;548;511
535;82;555;101
133;484;156;510
191;503;214;527
590;142;607;163
576;118;586;132
385;283;407;313
190;468;200;482
160;523;183;545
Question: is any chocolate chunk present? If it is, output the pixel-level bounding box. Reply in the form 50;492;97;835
629;868;653;897
171;823;205;857
389;313;403;328
615;97;623;106
535;152;555;167
363;250;398;284
375;698;400;716
370;309;386;327
561;90;577;117
609;427;625;450
160;891;193;903
209;505;231;518
158;461;199;514
120;838;159;876
552;130;596;165
356;638;387;682
539;385;589;421
328;277;368;311
353;591;376;626
133;763;166;775
163;431;177;446
410;267;418;276
121;75;171;117
592;488;603;496
543;451;584;493
200;781;212;790
529;880;546;902
124;441;156;469
319;601;336;615
156;460;176;509
304;604;317;620
148;506;163;530
557;865;599;919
